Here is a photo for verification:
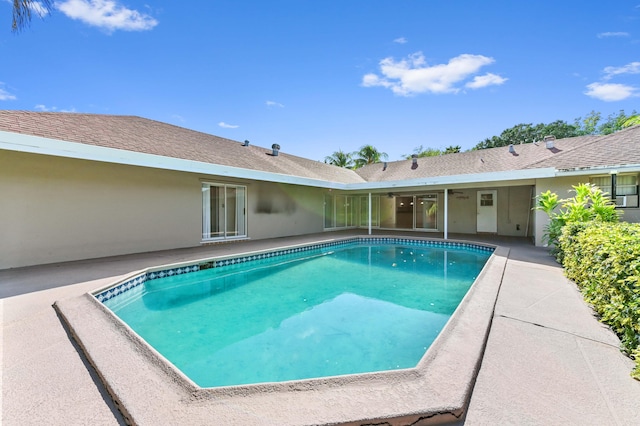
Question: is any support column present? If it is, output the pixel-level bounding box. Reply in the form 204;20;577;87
444;188;448;240
368;192;372;235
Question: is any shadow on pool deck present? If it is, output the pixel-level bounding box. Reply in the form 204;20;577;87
2;231;639;425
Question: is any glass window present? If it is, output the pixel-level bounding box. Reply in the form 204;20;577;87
345;196;354;227
324;194;355;229
359;196;380;227
480;193;493;206
324;194;335;228
590;176;611;196
202;183;247;240
617;175;637;196
590;175;638;196
335;195;347;227
415;194;438;230
590;174;639;208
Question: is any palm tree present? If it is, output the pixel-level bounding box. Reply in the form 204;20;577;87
444;145;461;154
353;145;388;169
12;0;52;32
623;115;640;128
324;150;354;168
404;145;441;159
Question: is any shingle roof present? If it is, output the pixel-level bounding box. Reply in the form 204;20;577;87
354;135;605;182
2;110;640;186
0;111;366;185
525;125;640;172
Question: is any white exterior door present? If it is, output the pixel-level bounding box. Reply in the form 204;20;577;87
477;190;497;233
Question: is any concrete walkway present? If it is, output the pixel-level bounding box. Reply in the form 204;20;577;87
2;232;639;425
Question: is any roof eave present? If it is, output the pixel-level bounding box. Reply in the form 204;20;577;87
0;130;349;190
0;129;579;191
555;164;640;176
343;168;557;191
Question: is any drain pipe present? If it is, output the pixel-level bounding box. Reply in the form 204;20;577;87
444;188;449;240
526;187;533;238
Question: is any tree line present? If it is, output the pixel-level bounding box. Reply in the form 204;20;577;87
474;110;638;150
325;110;639;169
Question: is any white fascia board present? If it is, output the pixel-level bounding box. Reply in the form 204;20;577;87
0;130;345;189
343;167;557;191
555;164;640;177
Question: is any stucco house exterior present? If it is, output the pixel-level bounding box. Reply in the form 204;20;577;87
1;110;639;270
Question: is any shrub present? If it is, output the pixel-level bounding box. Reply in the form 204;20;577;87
559;222;640;379
536;183;619;261
538;184;638;379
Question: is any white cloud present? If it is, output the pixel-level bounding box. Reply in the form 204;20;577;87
603;61;640;80
0;83;16;101
585;82;638;101
465;73;508;89
218;122;239;129
266;100;284;108
597;31;630;38
34;104;77;112
585;61;640;101
393;37;407;44
362;52;502;96
56;0;158;32
362;73;392;89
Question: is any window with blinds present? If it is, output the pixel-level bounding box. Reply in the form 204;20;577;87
590;174;639;207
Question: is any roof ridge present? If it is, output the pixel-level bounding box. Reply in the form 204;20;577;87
0;110;139;119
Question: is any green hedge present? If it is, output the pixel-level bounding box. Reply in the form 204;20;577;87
559;222;640;379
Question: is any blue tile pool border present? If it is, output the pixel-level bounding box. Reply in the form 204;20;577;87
94;237;494;304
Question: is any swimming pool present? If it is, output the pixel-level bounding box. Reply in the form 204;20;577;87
100;239;492;387
56;235;507;425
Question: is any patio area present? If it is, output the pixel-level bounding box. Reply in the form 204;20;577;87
2;231;639;425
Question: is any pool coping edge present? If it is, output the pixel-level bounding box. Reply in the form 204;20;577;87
54;236;508;425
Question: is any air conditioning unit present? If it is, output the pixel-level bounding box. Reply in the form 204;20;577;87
614;194;639;208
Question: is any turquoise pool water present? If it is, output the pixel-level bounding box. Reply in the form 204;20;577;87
104;241;491;387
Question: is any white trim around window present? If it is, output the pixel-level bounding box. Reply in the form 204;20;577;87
202;182;247;241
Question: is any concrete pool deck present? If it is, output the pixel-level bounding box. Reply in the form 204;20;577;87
2;231;640;425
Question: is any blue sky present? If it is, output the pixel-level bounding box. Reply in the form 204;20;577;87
1;1;639;161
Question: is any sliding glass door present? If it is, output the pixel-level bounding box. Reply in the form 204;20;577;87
415;194;438;230
202;183;246;240
324;194;355;229
378;193;438;230
359;195;380;227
